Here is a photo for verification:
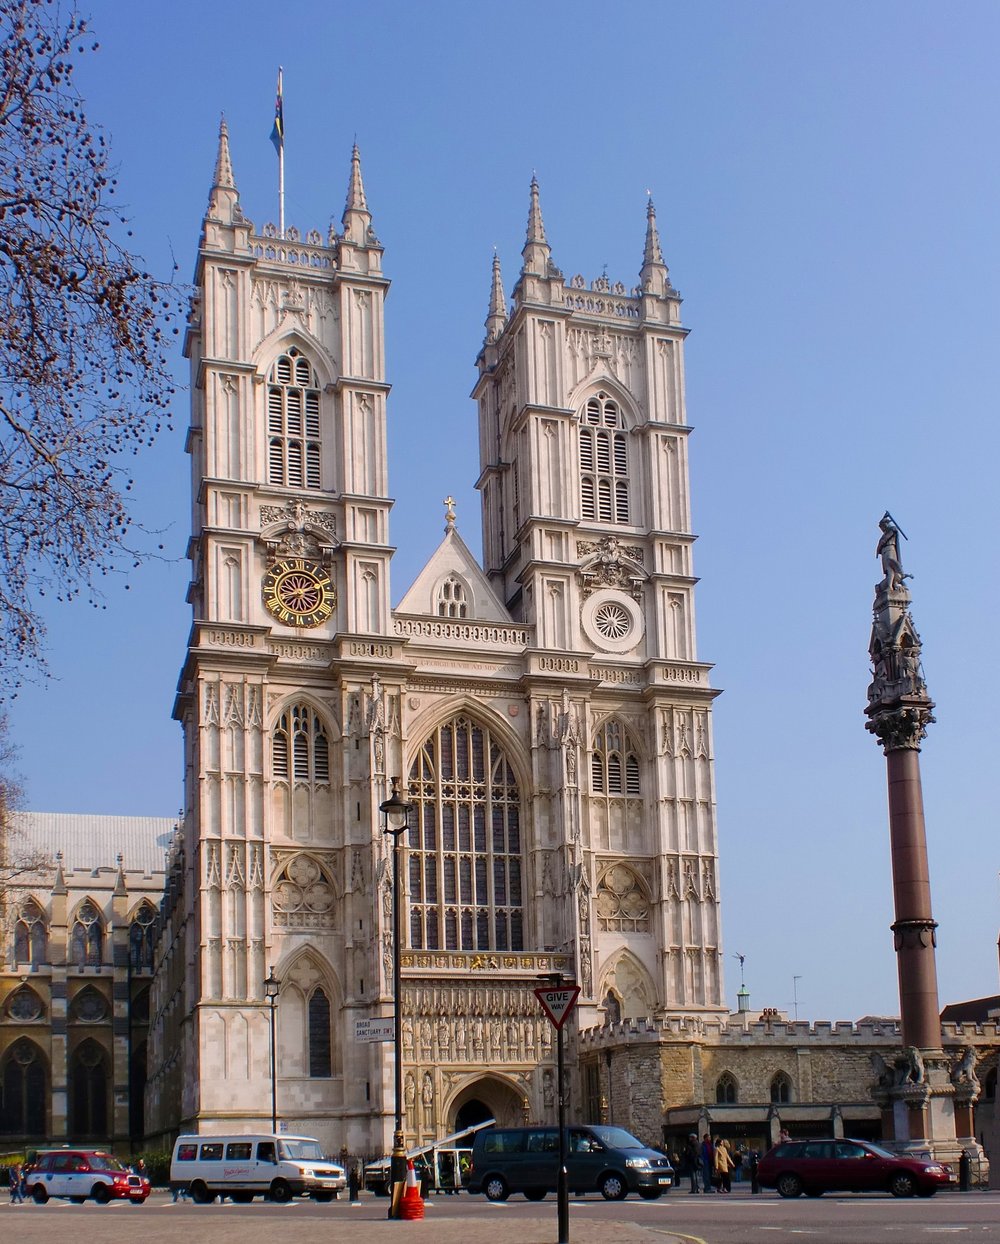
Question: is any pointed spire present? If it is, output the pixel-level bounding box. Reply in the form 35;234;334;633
643;196;663;267
213;114;235;190
206;114;240;223
526;174;547;245
346;141;368;212
520;175;552;278
114;852;127;898
484;252;508;343
639;194;670;297
341;141;376;248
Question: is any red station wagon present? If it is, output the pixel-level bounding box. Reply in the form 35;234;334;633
24;1149;151;1204
757;1138;954;1199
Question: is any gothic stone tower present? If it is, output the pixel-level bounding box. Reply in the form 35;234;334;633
472;184;727;1029
147;131;727;1154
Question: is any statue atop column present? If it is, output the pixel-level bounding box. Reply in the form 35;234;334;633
865;512;934;753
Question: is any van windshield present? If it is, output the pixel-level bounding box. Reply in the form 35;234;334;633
586;1127;646;1150
279;1140;324;1162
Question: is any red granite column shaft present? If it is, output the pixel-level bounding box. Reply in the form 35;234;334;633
886;747;941;1051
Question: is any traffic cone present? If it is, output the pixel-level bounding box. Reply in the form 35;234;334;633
399;1159;425;1220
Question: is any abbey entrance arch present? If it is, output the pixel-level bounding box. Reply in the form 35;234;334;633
448;1074;526;1133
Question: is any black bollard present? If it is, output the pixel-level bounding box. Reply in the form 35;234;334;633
959;1149;971;1192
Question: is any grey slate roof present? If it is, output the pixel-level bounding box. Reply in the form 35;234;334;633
12;811;177;877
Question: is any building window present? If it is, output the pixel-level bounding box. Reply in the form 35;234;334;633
5;986;44;1023
596;865;650;933
0;1039;47;1136
272;704;330;782
267;349;322;489
130;903;157;974
770;1072;792;1104
70;1039;108;1138
437;575;469;618
715;1072;738;1104
70;900;104;968
579;393;630;524
407;715;523;952
13;898;47;965
591;719;640;796
308;988;332;1077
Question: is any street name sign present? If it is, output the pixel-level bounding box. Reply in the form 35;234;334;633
355;1017;394;1043
534;985;581;1030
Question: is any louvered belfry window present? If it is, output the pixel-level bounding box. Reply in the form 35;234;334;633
579;393;630;523
272;705;329;782
267;350;322;489
407;716;523;953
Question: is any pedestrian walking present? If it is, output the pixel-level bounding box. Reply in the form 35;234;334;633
700;1133;715;1192
714;1137;733;1193
683;1134;701;1193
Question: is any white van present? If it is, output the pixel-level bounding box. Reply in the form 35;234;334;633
170;1133;346;1203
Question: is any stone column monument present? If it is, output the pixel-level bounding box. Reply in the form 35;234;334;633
864;514;973;1164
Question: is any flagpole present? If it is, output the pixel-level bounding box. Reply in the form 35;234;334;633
277;66;285;238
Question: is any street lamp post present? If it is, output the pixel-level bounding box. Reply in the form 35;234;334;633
381;776;414;1218
264;966;281;1135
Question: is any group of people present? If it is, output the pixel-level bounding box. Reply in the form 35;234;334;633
676;1134;760;1194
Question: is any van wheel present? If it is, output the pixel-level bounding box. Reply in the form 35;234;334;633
600;1173;628;1201
32;1185;48;1204
523;1188;546;1201
190;1181;214;1204
484;1175;509;1202
92;1184;112;1204
270;1179;293;1203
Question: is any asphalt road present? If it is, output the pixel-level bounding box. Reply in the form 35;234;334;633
2;1185;999;1244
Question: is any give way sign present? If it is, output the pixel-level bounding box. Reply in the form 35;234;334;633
534;984;581;1030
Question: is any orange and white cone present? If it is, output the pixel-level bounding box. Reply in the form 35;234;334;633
400;1159;425;1220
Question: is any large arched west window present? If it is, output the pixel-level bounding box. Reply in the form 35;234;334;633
70;1039;108;1138
579;392;630;524
267;349;322;489
0;1039;47;1136
70;900;104;967
407;715;523;952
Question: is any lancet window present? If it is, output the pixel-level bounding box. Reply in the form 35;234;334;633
13;898;47;965
267;349;322;489
579;393;630;524
591;719;640;796
407;715;523;953
70;900;104;968
272;705;330;783
436;576;469;619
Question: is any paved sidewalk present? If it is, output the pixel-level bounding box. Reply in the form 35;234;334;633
0;1200;700;1244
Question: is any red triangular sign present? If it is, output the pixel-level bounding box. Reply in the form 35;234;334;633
534;985;581;1030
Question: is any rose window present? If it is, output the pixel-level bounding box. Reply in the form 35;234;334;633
594;601;632;640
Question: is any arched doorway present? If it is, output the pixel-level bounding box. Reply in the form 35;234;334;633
448;1075;525;1133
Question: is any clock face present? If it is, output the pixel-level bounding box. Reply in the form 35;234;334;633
262;558;335;627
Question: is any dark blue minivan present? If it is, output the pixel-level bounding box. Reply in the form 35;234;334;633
467;1124;674;1201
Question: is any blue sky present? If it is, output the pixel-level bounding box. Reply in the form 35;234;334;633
10;1;999;1023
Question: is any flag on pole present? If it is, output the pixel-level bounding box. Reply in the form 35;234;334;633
270;68;284;154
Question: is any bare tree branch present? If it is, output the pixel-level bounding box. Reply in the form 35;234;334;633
0;0;184;688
